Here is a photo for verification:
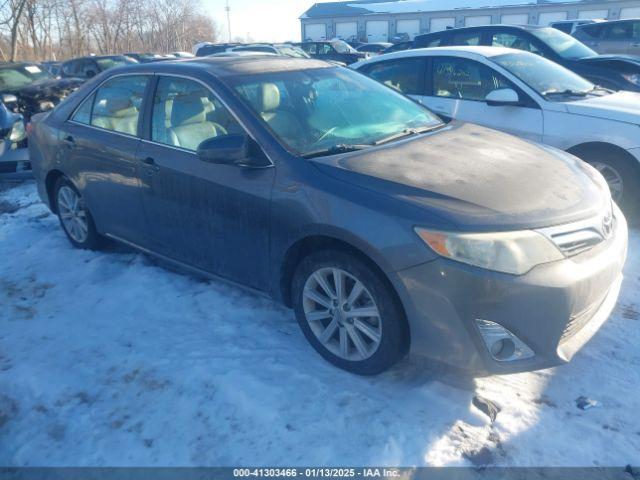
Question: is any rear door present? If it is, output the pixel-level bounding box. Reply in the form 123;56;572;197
421;55;543;141
136;75;275;289
62;74;150;243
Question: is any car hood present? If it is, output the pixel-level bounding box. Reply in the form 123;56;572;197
564;91;640;124
2;77;84;120
311;122;609;231
576;54;640;67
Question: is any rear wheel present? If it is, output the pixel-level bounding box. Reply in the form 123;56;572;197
292;250;408;375
54;177;105;250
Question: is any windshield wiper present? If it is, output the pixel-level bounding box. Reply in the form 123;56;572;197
302;144;371;159
372;124;443;146
542;88;591;97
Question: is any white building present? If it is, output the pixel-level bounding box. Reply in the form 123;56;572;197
300;0;640;42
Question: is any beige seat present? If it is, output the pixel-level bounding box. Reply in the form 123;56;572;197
92;95;139;135
167;94;227;151
253;83;300;138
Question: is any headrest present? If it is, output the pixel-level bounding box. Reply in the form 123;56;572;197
170;94;207;126
94;93;135;118
259;83;280;112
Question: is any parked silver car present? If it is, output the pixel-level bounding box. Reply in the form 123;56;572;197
573;19;640;55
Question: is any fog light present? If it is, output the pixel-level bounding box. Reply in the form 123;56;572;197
476;319;534;362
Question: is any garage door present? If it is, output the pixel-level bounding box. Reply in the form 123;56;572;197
538;12;568;26
430;17;456;32
304;23;327;41
396;19;420;39
620;7;640;19
366;20;389;42
465;15;492;27
578;9;609;20
501;13;529;25
335;22;357;40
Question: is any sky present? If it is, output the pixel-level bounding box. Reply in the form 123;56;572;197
201;0;338;43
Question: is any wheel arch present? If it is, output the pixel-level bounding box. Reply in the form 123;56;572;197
44;169;66;214
279;234;411;351
567;141;640;175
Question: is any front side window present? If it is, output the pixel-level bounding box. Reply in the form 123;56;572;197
432;57;511;101
492;32;544;56
451;31;483;46
151;76;243;152
89;75;148;135
232;67;442;156
72;93;95;124
364;58;425;95
492;51;595;98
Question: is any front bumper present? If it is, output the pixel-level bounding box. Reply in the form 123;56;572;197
391;205;629;375
0;138;30;178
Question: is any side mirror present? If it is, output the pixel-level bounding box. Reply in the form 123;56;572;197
197;134;250;165
485;88;521;107
1;93;18;105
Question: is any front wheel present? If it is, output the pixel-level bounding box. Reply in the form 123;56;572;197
292;250;408;375
54;177;105;250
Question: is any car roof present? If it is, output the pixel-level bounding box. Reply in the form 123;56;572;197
353;45;526;67
109;55;333;77
418;24;547;37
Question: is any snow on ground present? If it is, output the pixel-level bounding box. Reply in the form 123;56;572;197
0;180;639;467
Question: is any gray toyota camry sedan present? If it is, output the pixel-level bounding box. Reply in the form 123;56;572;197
28;56;628;375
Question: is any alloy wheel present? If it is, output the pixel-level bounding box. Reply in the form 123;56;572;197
592;162;624;203
302;267;382;361
57;185;89;244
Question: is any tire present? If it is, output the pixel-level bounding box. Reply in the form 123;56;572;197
575;149;640;224
292;249;408;375
54;177;106;250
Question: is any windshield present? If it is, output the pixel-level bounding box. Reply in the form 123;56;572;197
95;56;137;71
232;67;443;156
332;40;356;54
0;64;52;90
493;52;595;98
529;28;597;60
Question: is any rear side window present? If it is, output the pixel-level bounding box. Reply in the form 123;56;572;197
415;34;444;48
432;57;512;101
72;93;95;124
551;23;573;34
151;76;243;152
86;75;148;136
578;23;606;38
363;58;426;95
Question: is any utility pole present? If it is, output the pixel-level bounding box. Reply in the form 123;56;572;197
225;0;232;42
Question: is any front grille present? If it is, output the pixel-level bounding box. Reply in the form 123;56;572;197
537;207;614;257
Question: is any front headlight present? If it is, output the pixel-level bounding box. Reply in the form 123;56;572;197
8;120;26;142
415;228;564;275
38;100;55;111
622;73;640;86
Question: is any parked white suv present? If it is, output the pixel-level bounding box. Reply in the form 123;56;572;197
353;46;640;219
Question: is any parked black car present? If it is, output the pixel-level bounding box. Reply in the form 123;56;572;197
0;100;29;177
385;41;414;53
356;43;393;55
29;56;626;376
294;40;370;64
414;25;640;92
194;43;241;57
0;62;83;120
60;55;137;81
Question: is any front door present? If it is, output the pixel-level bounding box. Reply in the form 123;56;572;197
136;75;275;290
421;56;544;142
62;74;150;243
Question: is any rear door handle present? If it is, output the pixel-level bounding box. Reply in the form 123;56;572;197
141;156;160;174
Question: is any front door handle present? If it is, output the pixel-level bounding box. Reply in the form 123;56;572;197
141;157;160;174
63;135;75;148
